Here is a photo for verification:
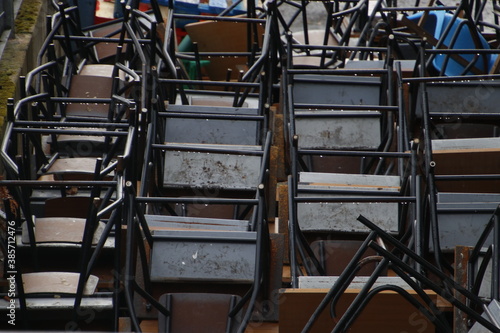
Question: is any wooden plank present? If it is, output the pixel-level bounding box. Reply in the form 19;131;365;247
43;157;114;181
46;157;98;174
268;145;278;221
118;317;132;332
139;319;158;333
245;322;279;332
277;182;289;263
279;288;443;333
270;106;286;182
433;149;500;193
454;246;471;333
266;233;285;322
138;319;279;332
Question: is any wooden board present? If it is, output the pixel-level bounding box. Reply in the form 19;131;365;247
279;288;445;333
433;149;500;193
138;320;278;333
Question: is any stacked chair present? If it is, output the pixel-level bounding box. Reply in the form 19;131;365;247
5;0;500;332
0;1;139;330
283;0;417;285
120;2;280;333
278;1;500;332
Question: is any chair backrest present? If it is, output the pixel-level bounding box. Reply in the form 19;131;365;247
292;74;382;106
150;230;257;283
414;80;500;118
164;105;261;145
158;293;242;333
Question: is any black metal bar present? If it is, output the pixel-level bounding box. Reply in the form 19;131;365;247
357;215;490;306
288;175;298;288
380;5;458;12
301;231;379;332
294;112;382;119
0;180;117;186
494;213;500;300
294;196;416;202
158;112;264;121
135;196;259;205
435;174;500;180
158;78;260;88
173;13;266;23
294;103;398;111
403;74;500;83
123;183;141;332
297;149;410;158
152;143;264;156
13;120;130;128
12;128;130;136
368;241;500;333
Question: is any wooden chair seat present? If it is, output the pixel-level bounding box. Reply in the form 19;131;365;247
21;217;105;245
89;23;126;62
79;64;125;81
22;272;98;295
45;127;117;157
41;157;114;180
65;75;114;117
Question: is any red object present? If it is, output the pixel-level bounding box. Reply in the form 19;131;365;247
139;3;151;11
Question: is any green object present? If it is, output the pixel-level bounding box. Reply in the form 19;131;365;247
179;35;210;80
182;59;210;80
178;35;193;52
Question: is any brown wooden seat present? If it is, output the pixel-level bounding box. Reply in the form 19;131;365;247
21;217;105;245
65;75;114;118
47;127;117;158
79;64;124;79
157;293;242;333
40;157;114;181
22;272;99;295
89;22;126;63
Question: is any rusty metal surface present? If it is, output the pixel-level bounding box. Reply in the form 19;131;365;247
292;75;382;105
297;200;399;233
415;80;500;117
434;192;500;251
150;230;257;283
165;105;260;145
297;173;400;233
295;110;382;149
163;145;263;190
